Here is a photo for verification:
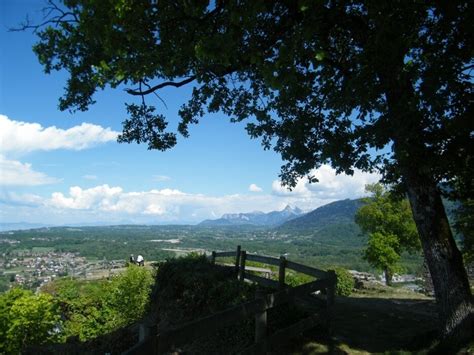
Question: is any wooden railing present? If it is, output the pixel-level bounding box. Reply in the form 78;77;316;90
123;246;336;354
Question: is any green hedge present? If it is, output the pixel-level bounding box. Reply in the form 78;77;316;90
332;267;355;296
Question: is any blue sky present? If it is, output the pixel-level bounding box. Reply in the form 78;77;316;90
0;0;380;225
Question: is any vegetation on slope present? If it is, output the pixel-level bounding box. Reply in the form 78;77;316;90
0;265;153;354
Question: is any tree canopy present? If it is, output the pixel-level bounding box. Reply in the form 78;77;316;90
0;288;61;354
30;1;472;187
355;183;420;285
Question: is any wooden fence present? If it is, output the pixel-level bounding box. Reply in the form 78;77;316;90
123;246;336;354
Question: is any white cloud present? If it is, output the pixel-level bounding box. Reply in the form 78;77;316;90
307;165;380;197
50;185;123;210
1;165;380;223
272;164;380;200
271;178;311;198
83;175;98;180
0;114;119;154
152;175;171;182
43;184;282;222
0;155;60;186
0;191;43;206
143;204;166;215
249;183;263;192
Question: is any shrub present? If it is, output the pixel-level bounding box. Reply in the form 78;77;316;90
332;267;355;296
0;287;62;353
108;264;154;324
41;266;154;342
155;254;255;324
285;271;314;287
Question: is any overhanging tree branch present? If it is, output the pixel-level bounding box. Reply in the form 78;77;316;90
10;0;78;32
125;76;196;96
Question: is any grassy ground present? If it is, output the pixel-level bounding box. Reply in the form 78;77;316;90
277;285;443;354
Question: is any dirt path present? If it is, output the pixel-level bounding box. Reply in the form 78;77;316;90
277;290;438;354
330;295;437;353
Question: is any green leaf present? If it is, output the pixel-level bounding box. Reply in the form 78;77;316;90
315;50;326;61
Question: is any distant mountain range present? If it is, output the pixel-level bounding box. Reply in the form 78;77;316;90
276;199;365;246
1;199;367;234
197;199;365;247
279;199;363;230
199;205;304;227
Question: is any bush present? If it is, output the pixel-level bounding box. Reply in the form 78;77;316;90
0;287;62;353
332;267;355;296
154;254;257;353
285;271;314;287
108;264;154;324
41;266;154;342
155;254;255;325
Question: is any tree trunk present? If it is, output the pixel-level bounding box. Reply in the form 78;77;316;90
384;267;393;286
404;170;473;348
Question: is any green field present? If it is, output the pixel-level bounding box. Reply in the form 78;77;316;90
0;225;425;276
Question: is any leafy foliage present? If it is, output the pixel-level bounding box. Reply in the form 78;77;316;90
284;271;314;287
332;267;355;296
363;232;402;276
0;288;61;354
155;254;255;325
47;266;153;341
153;254;263;352
29;1;471;191
108;264;154;323
355;184;420;285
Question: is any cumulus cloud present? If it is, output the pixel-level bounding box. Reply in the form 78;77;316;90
143;204;166;215
1;164;381;223
50;185;123;210
43;184;283;222
248;183;263;192
271;178;310;198
0;114;119;154
0;155;60;186
272;164;380;200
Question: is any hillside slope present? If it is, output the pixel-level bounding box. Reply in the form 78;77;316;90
279;199;363;231
277;199;365;248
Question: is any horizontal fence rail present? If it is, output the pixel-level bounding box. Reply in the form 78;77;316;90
245;273;280;289
286;260;329;279
154;278;332;352
245;254;281;267
213;251;237;258
124;245;337;354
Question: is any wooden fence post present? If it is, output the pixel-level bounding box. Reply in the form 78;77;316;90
239;250;247;281
235;245;241;274
279;256;287;289
254;288;267;352
156;333;170;355
326;270;336;335
138;323;149;342
211;251;216;264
